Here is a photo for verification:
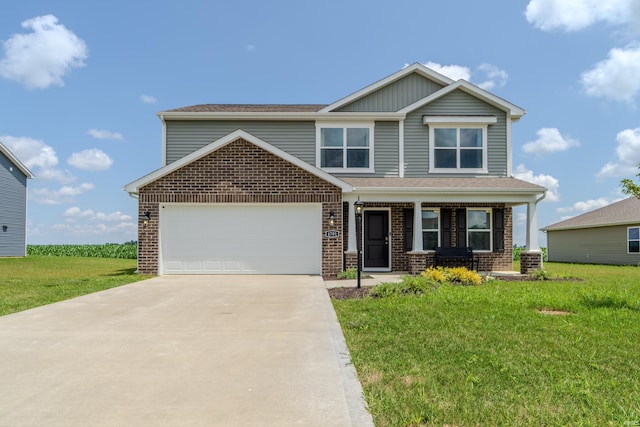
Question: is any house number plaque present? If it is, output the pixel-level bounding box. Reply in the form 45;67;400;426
325;230;340;238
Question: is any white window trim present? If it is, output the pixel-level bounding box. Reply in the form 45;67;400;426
424;116;495;174
421;208;440;252
315;122;375;173
628;226;640;254
467;208;492;252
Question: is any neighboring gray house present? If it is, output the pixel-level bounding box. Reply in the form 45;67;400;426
125;63;547;277
542;197;640;265
0;141;34;257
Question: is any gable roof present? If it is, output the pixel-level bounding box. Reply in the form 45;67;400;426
124;130;352;194
319;63;454;113
398;80;526;119
0;141;35;179
542;197;640;231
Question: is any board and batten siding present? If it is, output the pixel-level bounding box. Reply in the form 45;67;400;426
404;90;508;178
0;151;28;257
547;225;640;265
165;121;316;165
336;73;445;112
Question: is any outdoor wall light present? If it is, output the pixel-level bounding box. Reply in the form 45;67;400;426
142;211;151;225
2;225;7;232
328;211;335;226
354;199;364;216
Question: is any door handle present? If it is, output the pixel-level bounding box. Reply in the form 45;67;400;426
385;236;389;245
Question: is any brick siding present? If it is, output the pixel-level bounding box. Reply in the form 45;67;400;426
137;138;343;277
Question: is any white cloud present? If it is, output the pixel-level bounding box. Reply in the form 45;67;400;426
88;129;124;141
525;0;634;32
96;211;132;222
0;134;76;183
522;128;580;155
596;127;640;178
30;183;94;205
246;44;256;52
140;94;157;104
0;15;88;89
422;61;508;90
68;148;113;171
49;221;136;239
556;197;612;214
423;61;471;81
580;46;640;103
64;206;95;221
475;64;508;91
513;164;561;201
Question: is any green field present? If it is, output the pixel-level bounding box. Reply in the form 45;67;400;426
333;263;640;426
0;256;149;316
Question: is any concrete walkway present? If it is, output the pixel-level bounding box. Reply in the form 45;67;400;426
0;275;374;427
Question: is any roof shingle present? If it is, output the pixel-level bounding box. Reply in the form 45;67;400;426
542;197;640;230
163;104;327;113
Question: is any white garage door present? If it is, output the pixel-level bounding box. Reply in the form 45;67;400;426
159;204;322;274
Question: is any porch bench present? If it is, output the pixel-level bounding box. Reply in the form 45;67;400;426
434;246;479;271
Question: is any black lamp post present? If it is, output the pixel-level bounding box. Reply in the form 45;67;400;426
354;199;364;289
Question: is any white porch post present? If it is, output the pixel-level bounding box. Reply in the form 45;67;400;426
347;199;357;252
526;201;541;252
412;201;423;252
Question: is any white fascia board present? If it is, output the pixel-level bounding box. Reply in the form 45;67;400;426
423;116;498;124
319;63;454;113
0;141;35;178
124;130;352;194
347;187;543;204
156;111;404;121
399;80;526;119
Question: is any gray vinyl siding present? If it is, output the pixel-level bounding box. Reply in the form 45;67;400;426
165;121;316;164
547;225;640;265
331;121;400;178
404;90;508;178
0;151;28;257
336;73;445;112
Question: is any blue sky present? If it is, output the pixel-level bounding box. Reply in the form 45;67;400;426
1;0;639;245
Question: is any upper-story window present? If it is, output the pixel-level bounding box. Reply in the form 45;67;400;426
316;122;374;173
628;227;639;253
424;116;496;174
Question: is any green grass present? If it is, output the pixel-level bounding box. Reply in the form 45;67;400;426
0;256;150;316
333;263;640;426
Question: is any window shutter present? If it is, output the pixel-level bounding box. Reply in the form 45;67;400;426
456;209;467;247
441;208;452;248
404;209;413;252
493;208;505;252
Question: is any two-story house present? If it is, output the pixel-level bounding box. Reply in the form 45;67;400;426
125;63;547;277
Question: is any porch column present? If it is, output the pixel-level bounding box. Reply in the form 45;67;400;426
412;201;423;252
525;201;541;252
347;199;357;252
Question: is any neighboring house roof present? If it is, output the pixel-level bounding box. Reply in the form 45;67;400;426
542;197;640;231
0;141;35;179
124;130;353;194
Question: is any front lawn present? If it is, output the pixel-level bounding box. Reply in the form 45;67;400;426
332;263;640;426
0;256;149;316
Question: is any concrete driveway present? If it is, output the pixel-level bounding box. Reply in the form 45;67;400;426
0;275;374;427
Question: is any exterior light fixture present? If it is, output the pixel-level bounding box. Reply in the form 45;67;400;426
2;225;7;232
142;211;151;225
328;211;335;226
354;198;364;288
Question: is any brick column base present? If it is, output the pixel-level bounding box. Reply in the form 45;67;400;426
520;251;543;274
407;252;427;275
344;251;358;270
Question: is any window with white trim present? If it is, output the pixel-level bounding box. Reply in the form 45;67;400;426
424;116;495;174
422;209;440;250
628;226;639;253
316;123;374;172
468;208;492;251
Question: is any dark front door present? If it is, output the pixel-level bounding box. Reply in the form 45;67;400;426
364;210;389;269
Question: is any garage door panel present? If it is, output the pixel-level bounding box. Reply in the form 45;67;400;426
160;204;322;274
